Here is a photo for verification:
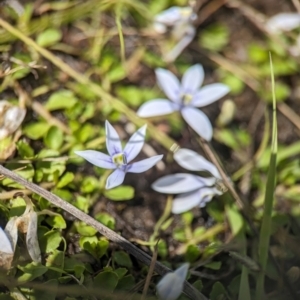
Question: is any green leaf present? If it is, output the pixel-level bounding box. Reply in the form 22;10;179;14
44;126;64;150
104;185;134;201
113;251;132;268
95;212;115;230
210;282;229;300
23;122;51;140
32;279;58;300
40;230;62;253
18;263;48;283
45;214;67;229
75;222;97;236
116;275;135;291
36;28;62;47
199;23;229;52
16;140;34;158
46;90;78;111
185;244;200;263
93;271;119;294
57;172;74;188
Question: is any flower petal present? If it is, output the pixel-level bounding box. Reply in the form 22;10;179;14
106;169;126;189
137;99;177;118
152;173;214;194
172;190;203;214
154;6;183;26
192;83;230;107
266;13;300;34
75;150;115;169
182;64;204;94
105;120;122;156
0;227;13;254
164;26;195;63
155;68;181;103
181;106;213;141
198;187;222;207
123;125;147;162
174;148;221;178
127;155;163;173
156;263;189;300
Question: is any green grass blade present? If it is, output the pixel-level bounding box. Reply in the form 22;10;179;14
226;204;251;300
255;53;278;300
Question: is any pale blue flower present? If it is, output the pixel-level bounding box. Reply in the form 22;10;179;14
137;65;230;141
152;148;223;214
153;6;197;62
75;121;163;190
156;263;189;300
0;227;14;255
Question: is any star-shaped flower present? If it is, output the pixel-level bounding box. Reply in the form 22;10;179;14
153;6;197;62
75;121;163;189
137;65;230;141
156;263;189;300
152;148;224;213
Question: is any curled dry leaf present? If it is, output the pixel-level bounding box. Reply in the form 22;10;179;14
0;100;26;140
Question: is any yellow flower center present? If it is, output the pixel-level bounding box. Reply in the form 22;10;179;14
181;93;193;105
112;153;127;166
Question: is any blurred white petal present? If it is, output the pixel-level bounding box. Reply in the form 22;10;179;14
266;13;300;33
181;106;213;141
154;6;184;26
152;173;214;194
165;26;195;62
157;263;189;300
172;190;202;214
124;125;146;162
155;68;181;102
174;148;221;178
182;64;204;93
192;84;230;107
106;169;126;189
198;187;222;207
75;150;115;169
0;227;13;254
128;155;163;173
137;99;177;118
105;120;122;156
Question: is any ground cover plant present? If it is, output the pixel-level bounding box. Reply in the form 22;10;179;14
1;0;300;299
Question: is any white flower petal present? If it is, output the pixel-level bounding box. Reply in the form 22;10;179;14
156;263;189;300
105;120;122;156
266;13;300;34
106;169;126;189
137;99;177;118
155;68;181;103
127;155;163;173
182;64;204;94
75;150;115;169
152;173;212;194
172;190;202;214
0;227;13;254
198;187;222;207
124;125;147;162
192;83;230;107
174;148;221;178
174;263;189;280
164;26;195;62
181;106;213;141
154;6;184;26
